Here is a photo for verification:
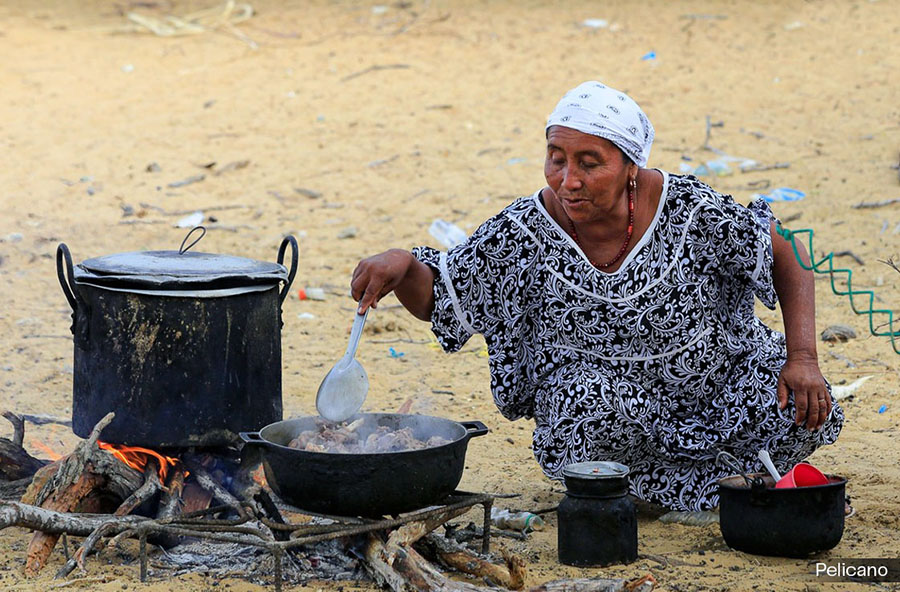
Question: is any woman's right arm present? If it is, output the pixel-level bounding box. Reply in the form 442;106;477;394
350;248;435;320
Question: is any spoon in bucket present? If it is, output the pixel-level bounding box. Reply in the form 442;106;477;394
757;449;783;482
316;309;369;423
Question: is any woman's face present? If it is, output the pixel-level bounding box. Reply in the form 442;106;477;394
544;126;635;224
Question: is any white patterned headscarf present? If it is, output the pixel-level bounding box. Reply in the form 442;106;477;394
545;81;655;167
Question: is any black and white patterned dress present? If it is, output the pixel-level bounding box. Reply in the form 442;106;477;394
413;173;843;511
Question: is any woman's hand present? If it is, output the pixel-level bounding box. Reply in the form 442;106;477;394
351;249;435;320
777;356;832;431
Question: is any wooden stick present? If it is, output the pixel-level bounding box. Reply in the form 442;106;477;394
341;64;410;82
2;501;140;534
0;477;33;500
113;460;160;516
424;533;526;589
2;411;25;446
25;471;104;575
851;197;900;209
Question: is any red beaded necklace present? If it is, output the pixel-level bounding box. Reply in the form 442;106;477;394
565;180;636;270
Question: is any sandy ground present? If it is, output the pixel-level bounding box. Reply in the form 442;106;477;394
1;0;899;590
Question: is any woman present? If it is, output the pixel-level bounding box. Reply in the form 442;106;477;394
351;81;843;511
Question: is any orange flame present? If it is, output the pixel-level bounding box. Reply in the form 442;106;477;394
98;441;179;484
30;439;63;461
251;464;267;487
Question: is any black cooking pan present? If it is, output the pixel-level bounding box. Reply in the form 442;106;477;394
240;413;488;517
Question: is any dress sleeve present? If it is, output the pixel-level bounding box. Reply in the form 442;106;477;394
411;210;539;353
706;190;778;309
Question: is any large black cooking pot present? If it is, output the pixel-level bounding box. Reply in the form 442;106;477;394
56;228;298;447
718;473;846;557
240;413;489;517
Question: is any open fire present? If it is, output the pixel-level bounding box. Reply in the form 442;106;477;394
98;441;180;483
2;412;657;592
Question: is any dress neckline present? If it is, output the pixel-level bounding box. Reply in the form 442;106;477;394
533;170;670;276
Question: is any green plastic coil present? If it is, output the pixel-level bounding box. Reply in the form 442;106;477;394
775;223;900;354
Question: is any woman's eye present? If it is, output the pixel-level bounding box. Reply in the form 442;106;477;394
581;161;599;169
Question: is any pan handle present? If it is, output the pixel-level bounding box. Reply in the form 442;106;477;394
239;431;267;445
459;421;489;440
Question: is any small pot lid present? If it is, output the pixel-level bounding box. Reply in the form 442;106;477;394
563;461;630;480
74;250;289;291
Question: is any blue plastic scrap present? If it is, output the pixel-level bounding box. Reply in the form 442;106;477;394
752;187;806;203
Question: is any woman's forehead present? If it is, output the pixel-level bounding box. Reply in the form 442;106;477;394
546;126;619;153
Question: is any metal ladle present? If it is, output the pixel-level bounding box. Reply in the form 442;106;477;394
315;309;369;422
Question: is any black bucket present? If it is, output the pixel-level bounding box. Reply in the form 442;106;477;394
718;472;846;557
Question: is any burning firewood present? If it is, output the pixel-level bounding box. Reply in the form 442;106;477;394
20;413;145;576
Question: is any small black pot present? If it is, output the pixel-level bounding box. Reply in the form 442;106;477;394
240;413;488;517
718;472;846;557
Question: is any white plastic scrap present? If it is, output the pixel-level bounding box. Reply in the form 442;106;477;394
176;211;204;228
831;375;874;401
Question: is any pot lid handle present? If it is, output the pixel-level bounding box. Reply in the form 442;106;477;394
179;226;207;255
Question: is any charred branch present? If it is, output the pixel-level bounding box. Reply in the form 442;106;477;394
1;411;48;481
3;411;25;447
0;477;33;501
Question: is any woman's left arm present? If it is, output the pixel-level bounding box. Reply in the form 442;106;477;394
770;222;832;430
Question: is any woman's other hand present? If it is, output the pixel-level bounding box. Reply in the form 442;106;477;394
777;356;832;431
351;249;435;320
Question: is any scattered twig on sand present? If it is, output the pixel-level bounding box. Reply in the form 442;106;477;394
137;203;252;216
740;162;790;173
833;251;865;266
879;257;900;274
851;197;900;209
679;14;728;20
828;351;857;368
167;175;205;188
293;187;322;199
368;154;400;168
48;576;113;589
19;414;72;428
702;115;724;151
211;160;250;176
341;64;411;83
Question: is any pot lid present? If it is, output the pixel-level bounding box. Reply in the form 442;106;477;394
72;227;292;291
562;461;630;480
74;250;289;290
74;251;288;290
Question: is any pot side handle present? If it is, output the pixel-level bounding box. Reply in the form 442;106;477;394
57;243;90;348
460;421;489;440
277;235;299;305
56;243;78;313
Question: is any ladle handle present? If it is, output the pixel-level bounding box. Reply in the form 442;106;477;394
757;449;782;482
343;309;369;361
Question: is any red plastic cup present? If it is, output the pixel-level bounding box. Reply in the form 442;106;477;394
775;462;829;489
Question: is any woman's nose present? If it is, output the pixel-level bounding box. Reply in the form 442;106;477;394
561;162;582;190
